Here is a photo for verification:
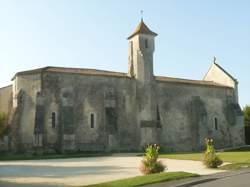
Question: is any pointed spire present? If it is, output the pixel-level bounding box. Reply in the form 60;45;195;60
127;19;157;39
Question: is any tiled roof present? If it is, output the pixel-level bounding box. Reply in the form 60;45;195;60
127;20;157;39
47;67;128;77
12;66;128;80
12;67;233;89
155;76;233;88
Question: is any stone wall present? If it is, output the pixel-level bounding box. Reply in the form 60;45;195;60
0;85;12;152
39;72;138;152
12;74;41;151
155;81;245;151
12;70;245;153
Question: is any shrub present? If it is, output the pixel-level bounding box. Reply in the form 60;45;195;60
139;144;166;174
0;112;7;139
243;105;250;127
203;138;223;168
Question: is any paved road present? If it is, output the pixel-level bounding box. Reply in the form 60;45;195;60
192;172;250;187
0;154;224;187
146;169;250;187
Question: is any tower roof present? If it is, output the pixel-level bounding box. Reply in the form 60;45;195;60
127;19;157;39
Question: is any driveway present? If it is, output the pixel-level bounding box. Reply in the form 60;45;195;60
0;154;226;187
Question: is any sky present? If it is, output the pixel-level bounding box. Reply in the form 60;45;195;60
0;0;249;107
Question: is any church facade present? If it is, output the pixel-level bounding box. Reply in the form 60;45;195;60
0;20;245;153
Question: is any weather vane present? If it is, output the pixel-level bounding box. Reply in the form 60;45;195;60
140;10;144;21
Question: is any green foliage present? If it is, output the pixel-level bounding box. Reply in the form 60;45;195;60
0;112;7;139
140;144;166;174
203;138;223;168
160;149;250;163
243;105;250;126
219;163;250;170
0;112;6;126
160;148;250;170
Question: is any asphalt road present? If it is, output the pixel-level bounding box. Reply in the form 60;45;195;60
145;169;250;187
192;172;250;187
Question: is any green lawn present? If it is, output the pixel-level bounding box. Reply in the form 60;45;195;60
84;172;199;187
160;151;250;170
0;153;112;161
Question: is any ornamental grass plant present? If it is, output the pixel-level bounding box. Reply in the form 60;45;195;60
203;138;223;168
140;144;166;174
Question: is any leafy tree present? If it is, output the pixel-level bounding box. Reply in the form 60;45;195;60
243;105;250;127
0;112;7;139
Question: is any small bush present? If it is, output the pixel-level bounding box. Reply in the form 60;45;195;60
0;112;7;139
203;138;223;168
140;144;166;174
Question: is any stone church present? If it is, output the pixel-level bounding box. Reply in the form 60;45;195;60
0;20;245;153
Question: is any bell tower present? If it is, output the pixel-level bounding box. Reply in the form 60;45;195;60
128;20;159;147
127;19;157;83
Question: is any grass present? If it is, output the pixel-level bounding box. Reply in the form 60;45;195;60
0;152;112;161
160;148;250;170
84;172;199;187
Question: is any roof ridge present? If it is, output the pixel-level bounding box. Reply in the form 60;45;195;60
156;75;212;82
155;75;232;88
46;66;126;73
12;66;129;80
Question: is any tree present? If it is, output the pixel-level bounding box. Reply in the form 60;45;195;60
0;112;7;139
243;105;250;127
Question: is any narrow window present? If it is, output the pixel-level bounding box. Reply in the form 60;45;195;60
90;113;95;128
145;39;148;48
52;112;56;128
156;105;161;121
214;117;218;130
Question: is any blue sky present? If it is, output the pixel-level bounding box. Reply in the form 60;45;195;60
0;0;249;107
